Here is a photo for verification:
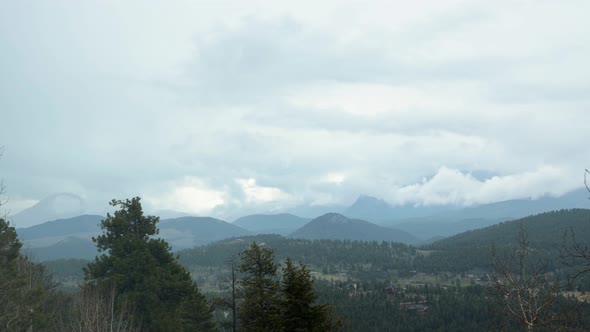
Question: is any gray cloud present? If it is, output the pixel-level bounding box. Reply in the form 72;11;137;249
1;0;589;222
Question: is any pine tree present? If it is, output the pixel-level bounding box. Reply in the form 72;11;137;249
84;197;215;331
238;242;282;331
281;258;341;332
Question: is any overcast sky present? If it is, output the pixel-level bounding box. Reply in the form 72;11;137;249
1;0;589;218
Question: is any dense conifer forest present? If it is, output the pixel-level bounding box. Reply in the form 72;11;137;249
4;204;589;331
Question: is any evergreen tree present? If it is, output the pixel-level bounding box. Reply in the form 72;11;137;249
238;242;282;331
84;197;215;331
281;258;341;332
0;217;52;331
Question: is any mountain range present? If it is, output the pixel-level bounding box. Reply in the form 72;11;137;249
10;193;86;228
12;187;590;260
232;213;310;235
383;188;590;239
16;212;420;261
291;213;418;243
158;216;250;248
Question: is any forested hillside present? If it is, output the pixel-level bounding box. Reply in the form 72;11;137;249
7;207;590;331
414;209;590;273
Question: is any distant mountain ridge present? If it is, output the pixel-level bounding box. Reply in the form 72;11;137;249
430;208;590;250
10;193;86;228
413;209;590;273
159;216;250;249
291;213;418;244
17;215;251;260
232;213;310;235
383;188;590;239
14;188;589;260
28;237;97;261
17;214;103;240
345;195;447;221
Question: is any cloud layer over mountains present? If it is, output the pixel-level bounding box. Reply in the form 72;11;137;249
1;0;589;217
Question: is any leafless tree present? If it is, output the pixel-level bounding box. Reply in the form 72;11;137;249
491;224;573;331
560;169;590;281
55;284;140;332
214;255;240;332
561;229;590;284
0;147;7;213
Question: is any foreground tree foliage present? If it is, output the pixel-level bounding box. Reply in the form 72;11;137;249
84;197;215;331
238;242;341;332
238;242;282;331
0;217;53;331
282;258;342;331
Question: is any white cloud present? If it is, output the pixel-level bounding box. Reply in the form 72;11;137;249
319;173;346;185
392;166;581;206
236;178;290;204
0;0;589;219
1;198;39;215
144;177;226;215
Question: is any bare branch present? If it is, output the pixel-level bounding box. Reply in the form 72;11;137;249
491;223;576;330
585;169;590;197
0;146;6;210
561;227;590;282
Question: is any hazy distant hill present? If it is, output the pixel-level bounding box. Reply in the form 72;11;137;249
392;217;502;241
17;214;103;241
16;214;251;259
386;188;590;240
159;216;250;249
413;209;590;273
291;213;418;244
27;237;97;261
430;208;590;250
10;193;86;228
232;213;310;235
345;195;447;222
285;204;346;219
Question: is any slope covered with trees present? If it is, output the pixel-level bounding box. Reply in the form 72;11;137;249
415;209;590;273
84;197;215;331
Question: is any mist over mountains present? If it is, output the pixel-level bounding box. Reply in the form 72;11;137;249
232;213;310;235
12;187;589;261
10;193;86;228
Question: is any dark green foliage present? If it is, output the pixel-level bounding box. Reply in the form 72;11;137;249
178;234;416;277
281;258;340;331
238;242;282;331
0;217;54;331
416;209;590;274
236;243;341;331
84;197;215;331
315;282;504;331
177;286;219;331
0;217;21;264
33;208;590;330
431;209;590;250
